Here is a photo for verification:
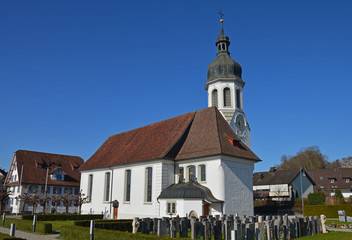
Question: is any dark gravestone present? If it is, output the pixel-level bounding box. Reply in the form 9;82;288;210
180;218;188;238
170;219;177;238
157;219;167;236
308;216;313;236
314;216;320;234
203;220;211;240
162;217;170;235
141;218;150;234
299;217;306;237
234;222;242;240
152;218;158;235
224;220;233;240
215;215;220;220
214;220;222;240
246;223;255;240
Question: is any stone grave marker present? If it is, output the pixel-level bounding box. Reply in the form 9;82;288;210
213;220;222;240
246;223;255;240
141;218;150;234
180;217;188;238
157;219;167;236
132;217;140;233
152;218;158;235
255;222;265;240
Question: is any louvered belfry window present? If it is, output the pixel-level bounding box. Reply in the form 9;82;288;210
212;89;218;107
224;88;231;107
236;89;241;108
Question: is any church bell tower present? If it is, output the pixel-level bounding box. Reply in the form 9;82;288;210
205;18;251;148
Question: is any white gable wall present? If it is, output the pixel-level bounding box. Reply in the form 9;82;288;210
222;157;254;216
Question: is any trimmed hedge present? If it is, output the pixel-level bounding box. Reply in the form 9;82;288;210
22;214;104;221
60;225;189;240
304;204;352;218
0;232;25;240
3;218;52;234
74;219;133;232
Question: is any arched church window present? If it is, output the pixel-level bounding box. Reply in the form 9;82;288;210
104;172;110;202
188;165;196;182
236;89;241;108
218;45;221;51
212;89;218;107
224;88;231;107
221;44;225;50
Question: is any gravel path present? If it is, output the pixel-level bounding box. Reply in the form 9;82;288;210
0;226;60;240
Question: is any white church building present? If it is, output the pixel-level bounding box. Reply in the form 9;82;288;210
79;19;260;219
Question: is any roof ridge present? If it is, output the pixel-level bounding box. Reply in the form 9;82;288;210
213;107;223;154
162;112;196;159
16;150;82;159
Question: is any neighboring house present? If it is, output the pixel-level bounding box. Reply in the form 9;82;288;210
4;150;83;214
253;168;315;202
0;169;7;187
79;18;260;219
307;168;352;198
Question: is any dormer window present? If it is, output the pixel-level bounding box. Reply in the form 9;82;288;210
344;178;350;183
51;169;65;181
73;167;78;172
328;178;336;183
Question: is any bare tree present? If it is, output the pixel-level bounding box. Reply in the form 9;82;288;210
16;191;31;213
50;190;61;214
39;190;50;214
74;190;89;215
28;189;41;214
0;187;12;214
60;191;75;214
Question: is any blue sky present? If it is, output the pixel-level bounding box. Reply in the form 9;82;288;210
1;0;351;172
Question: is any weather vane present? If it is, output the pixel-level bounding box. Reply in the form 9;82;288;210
218;9;224;19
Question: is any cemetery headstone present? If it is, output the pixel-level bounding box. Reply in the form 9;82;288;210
338;210;346;222
157;219;167;236
214;220;222;240
141;218;150;234
320;215;328;233
255;222;265;240
246;223;255;240
180;217;188;238
152;218;158;235
132;217;140;233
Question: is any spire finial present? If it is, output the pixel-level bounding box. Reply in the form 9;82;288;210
218;10;224;33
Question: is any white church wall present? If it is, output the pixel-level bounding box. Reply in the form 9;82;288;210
159;199;203;218
221;157;255;216
80;160;175;219
177;156;225;202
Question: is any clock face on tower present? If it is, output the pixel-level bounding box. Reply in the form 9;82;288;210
235;114;246;137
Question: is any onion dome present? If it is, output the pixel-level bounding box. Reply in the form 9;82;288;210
206;19;244;89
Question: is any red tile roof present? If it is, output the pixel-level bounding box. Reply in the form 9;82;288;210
5;150;83;187
80;107;260;171
306;168;352;191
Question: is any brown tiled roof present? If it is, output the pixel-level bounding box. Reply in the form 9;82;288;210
306;168;352;191
80;107;260;171
253;169;315;186
5;150;83;187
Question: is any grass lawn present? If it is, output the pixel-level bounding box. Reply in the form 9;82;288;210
41;220;75;232
297;231;352;240
326;219;352;226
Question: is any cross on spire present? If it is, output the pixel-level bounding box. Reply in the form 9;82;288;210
218;9;224;19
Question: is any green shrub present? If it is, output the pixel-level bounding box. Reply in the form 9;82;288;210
308;192;325;205
22;214;103;221
60;225;189;240
304;204;352;217
74;219;133;232
3;218;52;234
0;232;25;240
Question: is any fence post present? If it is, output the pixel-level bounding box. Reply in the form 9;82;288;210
90;220;95;240
2;213;5;226
33;215;37;232
10;223;16;236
